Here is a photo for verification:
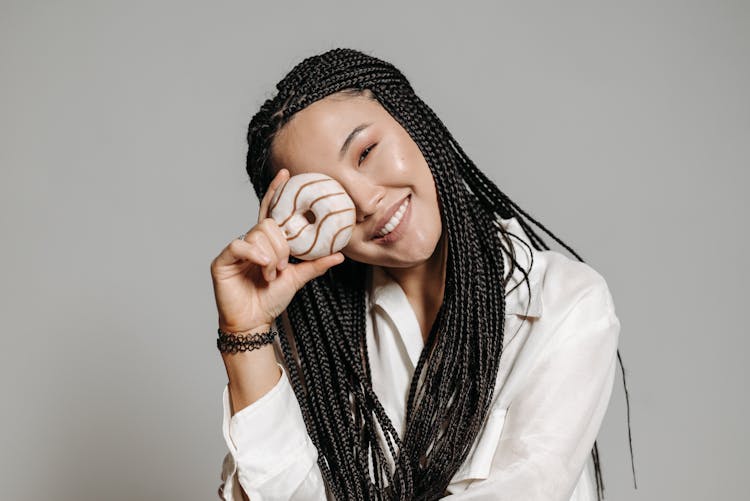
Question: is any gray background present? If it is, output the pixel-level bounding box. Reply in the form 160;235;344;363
1;1;747;499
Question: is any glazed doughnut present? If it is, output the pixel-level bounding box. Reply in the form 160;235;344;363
268;173;356;260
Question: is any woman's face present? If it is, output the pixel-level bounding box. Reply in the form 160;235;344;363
270;91;443;268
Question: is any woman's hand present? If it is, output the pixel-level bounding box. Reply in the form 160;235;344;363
210;168;345;332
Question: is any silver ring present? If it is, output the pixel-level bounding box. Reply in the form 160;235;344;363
237;233;247;241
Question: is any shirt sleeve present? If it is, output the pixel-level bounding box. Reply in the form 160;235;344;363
217;362;328;501
443;280;621;501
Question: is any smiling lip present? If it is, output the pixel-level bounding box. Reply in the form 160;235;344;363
371;194;411;244
371;194;410;239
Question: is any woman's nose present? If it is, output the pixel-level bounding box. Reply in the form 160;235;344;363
346;182;385;223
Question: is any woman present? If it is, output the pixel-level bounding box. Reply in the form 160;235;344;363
210;48;631;500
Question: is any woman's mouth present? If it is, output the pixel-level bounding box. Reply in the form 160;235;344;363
372;194;411;244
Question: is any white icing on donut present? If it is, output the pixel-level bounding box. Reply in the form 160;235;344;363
269;173;356;260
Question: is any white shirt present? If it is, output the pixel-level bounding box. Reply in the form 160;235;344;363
217;216;621;501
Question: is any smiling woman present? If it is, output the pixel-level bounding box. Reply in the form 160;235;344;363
270;90;443;269
209;48;633;501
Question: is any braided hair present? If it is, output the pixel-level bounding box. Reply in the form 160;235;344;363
244;48;635;500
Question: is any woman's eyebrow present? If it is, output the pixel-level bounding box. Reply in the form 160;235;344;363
339;122;373;159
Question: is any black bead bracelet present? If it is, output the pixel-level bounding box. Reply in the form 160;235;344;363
216;327;278;354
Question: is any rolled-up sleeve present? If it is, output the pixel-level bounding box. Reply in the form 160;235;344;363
217;363;327;501
443;281;621;500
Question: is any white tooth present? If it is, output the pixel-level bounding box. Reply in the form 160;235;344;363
377;197;410;237
381;219;398;236
387;212;402;228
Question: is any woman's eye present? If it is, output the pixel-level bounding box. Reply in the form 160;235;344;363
358;143;377;166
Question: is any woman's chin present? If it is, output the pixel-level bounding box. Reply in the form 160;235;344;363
341;227;443;268
358;247;439;269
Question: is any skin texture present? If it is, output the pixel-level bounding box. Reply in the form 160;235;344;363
270;92;448;341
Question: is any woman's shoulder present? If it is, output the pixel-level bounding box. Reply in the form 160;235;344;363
534;248;619;343
538;249;613;308
495;215;615;318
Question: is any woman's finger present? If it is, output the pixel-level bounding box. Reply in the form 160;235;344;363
257;168;290;225
213;238;271;269
244;231;279;282
258;218;291;270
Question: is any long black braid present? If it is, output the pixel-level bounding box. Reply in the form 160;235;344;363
244;48;636;500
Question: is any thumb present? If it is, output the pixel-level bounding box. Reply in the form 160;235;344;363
290;252;346;288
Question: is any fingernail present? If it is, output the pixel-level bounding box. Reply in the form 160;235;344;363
269;269;276;280
259;254;270;265
280;258;288;270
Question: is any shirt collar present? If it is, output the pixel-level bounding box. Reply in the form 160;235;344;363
494;214;544;318
367;215;543;319
365;216;543;369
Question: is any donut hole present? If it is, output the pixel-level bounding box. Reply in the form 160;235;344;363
303;209;316;224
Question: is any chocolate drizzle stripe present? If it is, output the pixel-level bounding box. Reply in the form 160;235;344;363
277;178;338;227
285;207;354;243
268;177;328;214
297;208;355;256
330;224;354;254
279;191;346;226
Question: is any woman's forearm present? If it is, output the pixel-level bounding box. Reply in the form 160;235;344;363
220;323;282;416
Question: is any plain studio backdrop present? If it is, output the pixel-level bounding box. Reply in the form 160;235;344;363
1;1;747;500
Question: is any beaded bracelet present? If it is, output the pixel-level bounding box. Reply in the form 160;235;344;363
216;327;278;354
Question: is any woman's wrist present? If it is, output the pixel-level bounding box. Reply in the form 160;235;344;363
218;321;273;335
217;319;277;355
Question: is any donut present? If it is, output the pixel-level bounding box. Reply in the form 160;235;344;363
268;173;356;260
